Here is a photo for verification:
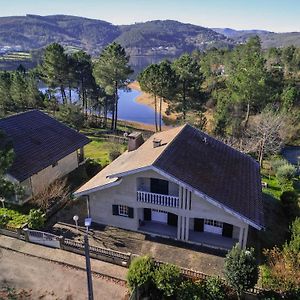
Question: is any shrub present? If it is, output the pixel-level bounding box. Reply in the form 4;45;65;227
85;158;101;178
109;148;121;161
270;159;287;174
176;279;205;300
224;244;258;300
28;209;45;229
204;276;226;300
276;164;296;185
126;256;154;291
0;213;12;227
154;263;181;297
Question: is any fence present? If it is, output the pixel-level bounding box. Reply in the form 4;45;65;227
0;225;265;296
61;238;131;267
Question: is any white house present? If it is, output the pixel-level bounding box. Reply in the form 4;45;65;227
0;110;90;204
75;124;264;250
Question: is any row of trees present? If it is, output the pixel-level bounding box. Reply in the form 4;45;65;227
138;54;204;131
0;42;133;131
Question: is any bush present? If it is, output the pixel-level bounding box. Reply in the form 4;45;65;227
276;164;296;185
154;263;181;297
224;244;258;300
204;276;226;300
0;213;12;227
126;256;154;291
28;209;45;229
109;148;121;161
270;159;287;174
0;208;28;228
176;279;205;300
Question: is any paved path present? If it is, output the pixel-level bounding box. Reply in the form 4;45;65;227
0;235;128;283
0;248;127;299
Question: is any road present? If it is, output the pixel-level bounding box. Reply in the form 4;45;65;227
0;248;127;300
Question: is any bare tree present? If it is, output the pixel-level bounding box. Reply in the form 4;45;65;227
31;178;70;211
220;110;287;167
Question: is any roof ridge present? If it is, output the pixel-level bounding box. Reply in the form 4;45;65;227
152;124;188;165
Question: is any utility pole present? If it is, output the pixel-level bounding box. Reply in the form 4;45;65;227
84;218;94;300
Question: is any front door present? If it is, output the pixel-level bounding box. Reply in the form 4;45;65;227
151;209;168;223
150;178;169;195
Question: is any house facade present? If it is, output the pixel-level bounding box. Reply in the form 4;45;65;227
0;110;89;204
75;125;264;250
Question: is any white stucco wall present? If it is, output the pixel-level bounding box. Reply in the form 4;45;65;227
88;169;248;239
30;151;79;195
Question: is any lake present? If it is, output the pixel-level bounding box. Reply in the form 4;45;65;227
40;87;163;125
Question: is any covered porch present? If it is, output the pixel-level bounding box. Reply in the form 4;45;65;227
138;221;177;238
189;231;238;250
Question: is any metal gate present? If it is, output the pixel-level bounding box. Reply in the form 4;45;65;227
25;229;60;248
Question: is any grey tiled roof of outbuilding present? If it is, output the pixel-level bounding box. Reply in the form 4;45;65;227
0;110;90;182
153;124;264;228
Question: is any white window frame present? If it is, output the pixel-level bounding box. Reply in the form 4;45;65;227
118;205;129;217
204;219;223;228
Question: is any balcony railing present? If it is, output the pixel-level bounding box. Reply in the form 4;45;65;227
137;191;179;208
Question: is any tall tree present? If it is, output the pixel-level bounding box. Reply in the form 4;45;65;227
93;43;133;130
0;71;12;112
138;64;161;131
39;43;69;104
10;71;28;109
225;37;271;129
171;54;204;121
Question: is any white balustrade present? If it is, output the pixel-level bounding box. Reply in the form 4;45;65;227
137;191;179;208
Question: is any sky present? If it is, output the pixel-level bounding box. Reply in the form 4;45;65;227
0;0;299;32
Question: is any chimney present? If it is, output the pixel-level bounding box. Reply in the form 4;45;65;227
128;132;144;152
153;138;162;148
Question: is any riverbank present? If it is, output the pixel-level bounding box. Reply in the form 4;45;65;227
128;81;177;121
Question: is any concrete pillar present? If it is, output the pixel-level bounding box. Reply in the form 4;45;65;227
238;226;244;248
181;216;186;240
185;217;190;241
177;216;182;240
242;224;249;249
179;187;183;209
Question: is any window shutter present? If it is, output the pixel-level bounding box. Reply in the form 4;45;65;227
112;205;119;216
222;223;233;238
128;207;134;218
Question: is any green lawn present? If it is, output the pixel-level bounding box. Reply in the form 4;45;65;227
84;136;126;167
261;174;282;200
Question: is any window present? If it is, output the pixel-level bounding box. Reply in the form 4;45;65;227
204;219;223;228
118;205;129;217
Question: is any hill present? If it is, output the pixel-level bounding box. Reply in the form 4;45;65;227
212;27;300;48
0;15;233;56
0;15;299;58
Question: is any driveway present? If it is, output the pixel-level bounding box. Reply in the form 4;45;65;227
46;201;225;276
0;248;128;300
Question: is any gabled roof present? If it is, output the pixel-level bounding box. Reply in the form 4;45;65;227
0;110;90;181
75;124;264;229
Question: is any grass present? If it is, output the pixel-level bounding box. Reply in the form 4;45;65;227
84;135;126;166
0;207;29;228
261;174;282;200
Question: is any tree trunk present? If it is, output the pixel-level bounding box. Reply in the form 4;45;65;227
68;83;72;104
155;96;157;132
60;85;66;104
244;101;250;128
159;97;163;131
114;81;118;131
103;97;108;128
183;81;186;122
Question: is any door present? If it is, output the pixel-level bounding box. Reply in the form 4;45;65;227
194;218;204;232
204;219;223;235
167;213;178;227
144;208;151;221
222;223;233;238
150;178;169;195
151;209;168;223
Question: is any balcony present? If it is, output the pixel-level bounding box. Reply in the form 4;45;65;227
137;191;179;208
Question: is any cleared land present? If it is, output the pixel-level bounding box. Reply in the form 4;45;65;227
0;248;127;300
